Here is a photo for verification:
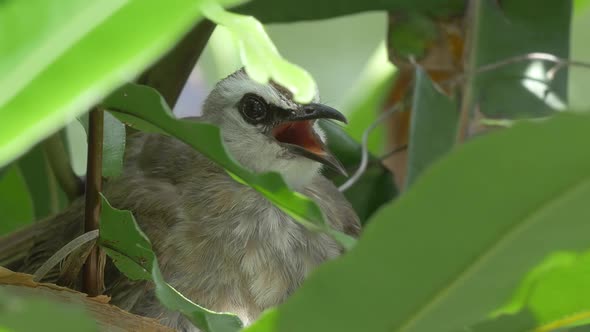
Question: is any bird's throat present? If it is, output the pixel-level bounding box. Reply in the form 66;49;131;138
272;120;324;155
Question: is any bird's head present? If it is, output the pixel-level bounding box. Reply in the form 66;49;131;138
201;69;347;190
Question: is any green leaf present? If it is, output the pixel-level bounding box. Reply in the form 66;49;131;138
102;112;125;178
234;0;465;23
496;250;590;329
456;312;537;332
244;112;590;332
472;0;571;118
18;144;62;219
0;288;97;332
320;120;397;223
574;0;590;15
103;83;355;249
343;58;395;156
98;195;243;332
202;1;316;103
406;69;458;187
0;165;33;235
0;0;244;168
388;13;437;59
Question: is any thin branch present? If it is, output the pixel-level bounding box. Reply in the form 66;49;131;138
43;132;84;201
441;52;590;89
456;0;482;144
475;52;590;76
339;105;400;192
378;144;408;162
82;108;105;297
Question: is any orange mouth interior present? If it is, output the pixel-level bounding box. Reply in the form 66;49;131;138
272;120;324;155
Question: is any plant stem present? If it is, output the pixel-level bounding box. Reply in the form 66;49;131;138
82;108;104;296
455;0;482;144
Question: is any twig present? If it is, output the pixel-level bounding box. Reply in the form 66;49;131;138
33;230;99;282
442;52;590;89
379;144;408;161
339;105;400;192
43;132;84;201
456;0;482;144
82;108;104;297
475;52;590;76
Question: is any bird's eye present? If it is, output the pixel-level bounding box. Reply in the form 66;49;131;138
239;94;268;123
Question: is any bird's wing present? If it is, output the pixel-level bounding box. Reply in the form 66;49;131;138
305;176;361;237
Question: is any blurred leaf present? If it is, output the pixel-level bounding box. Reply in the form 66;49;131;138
244;112;590;332
473;0;571;118
202;1;316;103
343;63;395;156
388;13;437;59
574;0;590;14
102;112;125;178
98;195;243;332
103;83;355;249
0;288;97;332
235;0;465;23
406;69;458;187
494;252;578;317
457;312;537;332
494;250;590;330
0;0;244;168
18;145;62;219
320;120;397;223
0;165;33;235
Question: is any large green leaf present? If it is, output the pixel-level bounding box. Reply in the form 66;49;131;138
320;120;397;223
244;112;590;332
0;0;245;168
406;69;458;187
473;0;571;118
102;83;355;249
98;195;243;332
234;0;465;23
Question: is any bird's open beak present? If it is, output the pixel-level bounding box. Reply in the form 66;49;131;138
271;104;348;176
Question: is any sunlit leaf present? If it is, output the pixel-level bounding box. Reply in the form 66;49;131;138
98;195;243;332
244;112;590;332
342;44;395;156
202;0;316;103
103;83;355;249
495;250;590;330
0;0;244;168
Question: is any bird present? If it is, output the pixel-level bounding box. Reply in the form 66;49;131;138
0;69;361;331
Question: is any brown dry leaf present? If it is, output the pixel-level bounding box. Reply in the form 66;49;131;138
0;266;173;332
